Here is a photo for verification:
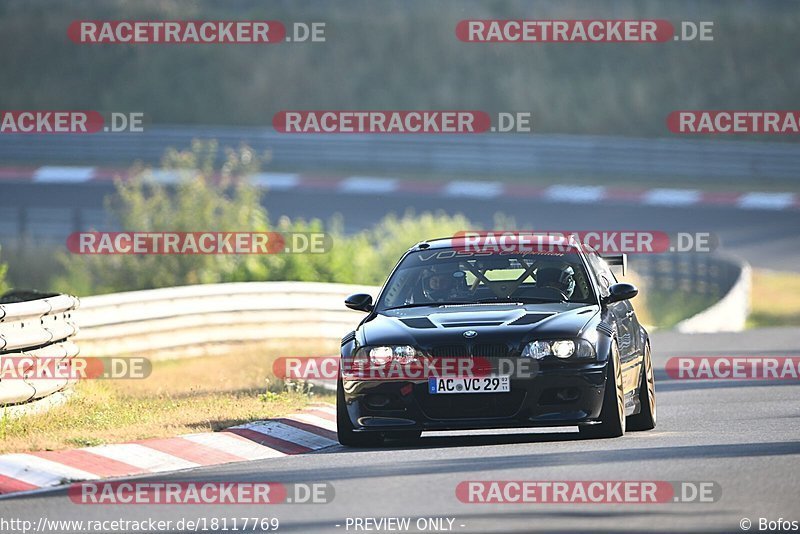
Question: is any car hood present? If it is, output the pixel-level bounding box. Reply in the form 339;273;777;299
361;303;599;348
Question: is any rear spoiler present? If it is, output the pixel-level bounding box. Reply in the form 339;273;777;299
602;253;627;276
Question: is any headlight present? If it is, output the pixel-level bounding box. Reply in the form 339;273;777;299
551;340;575;358
369;346;394;365
522;339;595;360
355;345;420;367
392;345;418;364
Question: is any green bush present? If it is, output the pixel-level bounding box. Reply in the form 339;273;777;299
55;143;480;294
0;246;9;295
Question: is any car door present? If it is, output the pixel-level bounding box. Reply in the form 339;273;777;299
585;249;640;396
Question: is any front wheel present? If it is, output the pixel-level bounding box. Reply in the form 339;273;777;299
580;340;625;439
336;378;382;447
627;343;657;431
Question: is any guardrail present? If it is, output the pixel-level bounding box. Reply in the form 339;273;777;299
0;292;80;407
2;126;799;181
76;282;376;360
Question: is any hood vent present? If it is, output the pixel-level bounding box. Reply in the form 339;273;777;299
442;321;503;328
508;313;553;326
400;317;437;329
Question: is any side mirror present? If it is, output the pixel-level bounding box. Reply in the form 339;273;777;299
345;293;373;312
605;283;638;304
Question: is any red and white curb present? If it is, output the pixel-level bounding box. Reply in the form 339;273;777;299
1;166;798;211
0;404;337;497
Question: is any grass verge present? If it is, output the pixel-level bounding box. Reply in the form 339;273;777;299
0;342;336;454
747;270;800;328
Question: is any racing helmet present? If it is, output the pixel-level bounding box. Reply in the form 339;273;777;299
422;268;464;301
536;264;576;298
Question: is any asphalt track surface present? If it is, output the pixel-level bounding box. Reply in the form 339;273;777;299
2;327;798;533
2;182;798;271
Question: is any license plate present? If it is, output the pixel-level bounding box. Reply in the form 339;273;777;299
428;376;510;394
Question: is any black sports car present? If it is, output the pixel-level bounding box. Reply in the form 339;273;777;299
337;236;656;446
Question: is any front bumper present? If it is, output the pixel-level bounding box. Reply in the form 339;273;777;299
341;361;608;432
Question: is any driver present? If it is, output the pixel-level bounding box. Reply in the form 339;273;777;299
536;264;576;299
421;269;465;302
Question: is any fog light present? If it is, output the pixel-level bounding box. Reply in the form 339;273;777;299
365;394;391;408
555;388;580;402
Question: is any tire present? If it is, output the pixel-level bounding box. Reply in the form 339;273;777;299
580;340;625;439
627;343;657;431
336;378;382;447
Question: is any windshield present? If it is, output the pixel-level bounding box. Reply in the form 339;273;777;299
377;248;595;310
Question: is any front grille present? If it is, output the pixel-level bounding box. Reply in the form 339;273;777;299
430;345;469;358
341;331;356;346
442;322;503;328
429;344;511;359
473;344;510;359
